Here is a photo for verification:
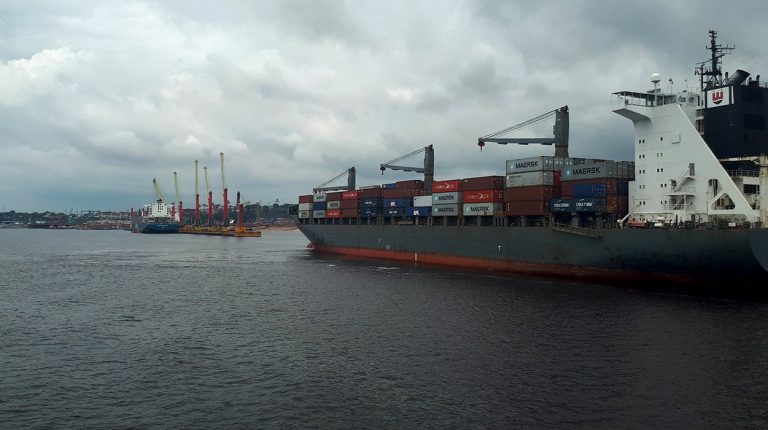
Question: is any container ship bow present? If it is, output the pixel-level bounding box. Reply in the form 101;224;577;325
295;31;768;284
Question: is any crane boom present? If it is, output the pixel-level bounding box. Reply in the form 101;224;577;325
313;167;356;192
380;145;434;193
173;172;181;204
478;106;569;157
152;178;166;203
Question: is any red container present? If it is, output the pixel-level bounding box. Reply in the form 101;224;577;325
432;179;462;192
341;208;359;218
358;188;382;198
326;191;342;201
462;176;504;191
504;200;549;216
463;189;504;203
503;185;557;202
396;180;424;190
341;199;358;209
381;188;425;198
342;190;359;200
326;209;341;218
298;194;313;204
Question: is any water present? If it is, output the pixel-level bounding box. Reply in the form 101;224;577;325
1;229;767;429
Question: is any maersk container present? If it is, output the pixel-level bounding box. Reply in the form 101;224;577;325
298;202;312;211
574;198;606;212
462;176;504;191
312;210;326;218
383;198;412;208
432;192;462;204
463;203;503;216
384;207;406;217
506;156;556;173
432;179;462;192
359;198;381;208
549;198;573;213
505;171;556;188
413;195;433;207
407;207;432;217
313;201;327;210
298;210;312;219
326;200;341;209
432;204;460;216
463;189;504;203
561;161;629;181
312;193;327;202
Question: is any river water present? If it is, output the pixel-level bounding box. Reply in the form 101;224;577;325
1;229;767;429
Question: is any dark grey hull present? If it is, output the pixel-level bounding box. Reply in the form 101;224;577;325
297;222;768;283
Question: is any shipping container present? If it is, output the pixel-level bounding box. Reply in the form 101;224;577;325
561;179;629;198
312;193;327;202
382;188;425;199
298;210;312;219
505;171;556;188
358;188;382;199
384;207;406;217
463;189;504;203
432;192;462;204
359;198;381;208
549;198;573;213
312;210;326;218
432;179;463;192
504;200;549;216
407;207;432;217
503;185;558;202
506;156;557;173
342;190;359;200
462;176;505;191
341;208;359;218
312;201;327;210
298;195;313;204
463;203;503;216
560;161;632;181
413;195;433;207
359;208;379;217
326;209;341;218
341;199;358;209
396;180;423;190
382;183;397;189
432;204;460;216
298;202;312;211
326;191;342;201
382;198;412;208
571;183;608;198
326;200;342;209
574;198;606;212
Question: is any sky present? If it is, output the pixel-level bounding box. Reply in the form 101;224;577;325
2;0;767;212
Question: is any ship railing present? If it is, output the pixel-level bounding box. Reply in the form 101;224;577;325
727;169;759;178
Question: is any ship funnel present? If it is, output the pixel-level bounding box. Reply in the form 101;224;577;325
725;69;750;86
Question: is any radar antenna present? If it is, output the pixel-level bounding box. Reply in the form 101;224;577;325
695;30;734;90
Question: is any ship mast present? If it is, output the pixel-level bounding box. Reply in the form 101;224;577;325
697;30;734;90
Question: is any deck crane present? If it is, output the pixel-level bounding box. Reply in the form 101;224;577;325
477;106;570;158
380;144;434;193
220;152;228;226
313;167;356;193
174;171;183;225
152;178;167;203
194;160;200;226
204;166;213;226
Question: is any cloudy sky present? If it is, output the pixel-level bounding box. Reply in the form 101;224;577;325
2;0;767;212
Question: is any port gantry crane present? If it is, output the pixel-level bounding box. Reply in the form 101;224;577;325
313;167;356;193
379;144;434;193
477;106;570;158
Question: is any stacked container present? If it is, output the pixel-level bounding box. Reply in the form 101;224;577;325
341;190;359;218
409;195;433;217
312;193;327;218
432;179;464;217
503;157;561;216
558;161;631;214
461;176;504;217
358;187;382;218
298;194;313;219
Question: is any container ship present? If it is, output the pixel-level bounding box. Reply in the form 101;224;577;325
294;31;768;283
131;200;180;233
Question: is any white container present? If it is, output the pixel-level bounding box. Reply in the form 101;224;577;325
326;201;341;209
298;203;312;211
298;210;312;219
432;192;462;204
413;195;433;207
432;203;460;216
505;171;555;188
463;203;503;216
312;210;326;218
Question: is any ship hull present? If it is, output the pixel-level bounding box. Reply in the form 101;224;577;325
136;222;180;234
297;223;767;284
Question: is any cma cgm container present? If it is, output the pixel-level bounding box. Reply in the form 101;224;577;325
574;198;606;212
407;207;432;217
463;189;504;203
432;204;460;216
432;179;462;193
413;195;433;207
463;176;504;191
432;192;462;204
342;190;359;200
549;198;573;213
463;203;503;216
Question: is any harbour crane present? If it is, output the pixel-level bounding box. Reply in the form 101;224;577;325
174;171;183;225
313;167;356;193
152;178;167;203
477;106;570;158
204;165;213;226
220;152;229;226
380;144;434;193
194;160;200;226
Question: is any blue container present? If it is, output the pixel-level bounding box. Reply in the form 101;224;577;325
574;198;606;212
618;181;629;194
572;183;607;198
312;201;327;210
382;183;397;189
359;207;380;217
359;198;381;208
382;198;412;208
407;207;432;217
549;198;573;213
384;207;405;217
